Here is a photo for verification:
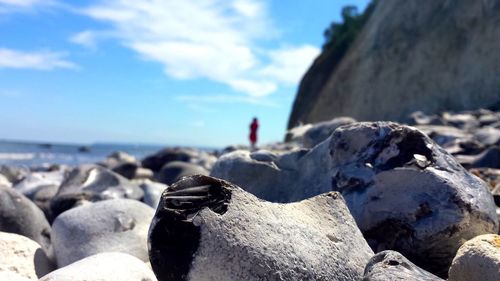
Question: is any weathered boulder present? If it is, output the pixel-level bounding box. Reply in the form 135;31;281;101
211;139;333;203
39;252;157;281
49;165;144;219
330;122;498;275
448;234;500;281
303;117;356;148
52;199;154;267
363;250;443;281
0;185;53;260
155;161;208;185
149;175;373;281
0;232;54;280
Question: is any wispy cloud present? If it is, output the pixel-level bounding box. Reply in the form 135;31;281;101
0;0;42;7
78;0;319;98
0;48;77;70
69;30;98;49
175;94;280;108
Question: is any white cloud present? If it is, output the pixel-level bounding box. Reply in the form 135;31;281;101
70;30;98;49
79;0;319;98
0;48;77;70
260;46;320;84
0;0;41;7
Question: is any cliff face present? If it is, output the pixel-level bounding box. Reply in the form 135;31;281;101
288;0;500;129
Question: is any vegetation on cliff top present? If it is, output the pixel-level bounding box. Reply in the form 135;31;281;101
322;1;377;55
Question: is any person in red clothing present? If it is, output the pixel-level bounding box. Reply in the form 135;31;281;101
249;117;259;151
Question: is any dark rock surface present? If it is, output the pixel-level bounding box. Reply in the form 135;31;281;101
330;122;498;276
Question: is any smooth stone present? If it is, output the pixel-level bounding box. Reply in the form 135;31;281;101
0;232;54;279
471;147;500;169
149;175;373;281
474;127;500;146
0;186;53;260
211;138;332;203
303;117;356;148
39;252;157;281
99;151;137;169
49;165;144;219
363;250;443;281
52;199;154;267
414;125;470;147
141;180;169;208
14;170;64;198
442;112;480;130
480;113;500;126
448;234;500;281
0;165;29;185
408;111;443;126
155;161;208;185
112;162;153;180
29;184;60;223
142;147;216;172
248;149;278;162
330;122;498;276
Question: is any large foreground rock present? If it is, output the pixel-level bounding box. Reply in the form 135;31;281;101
330;122;498;275
149;175;373;281
49;165;144;219
211;142;332;202
0;232;54;280
0;185;53;260
39;252;157;281
363;250;443;281
52;199;154;267
448;234;500;281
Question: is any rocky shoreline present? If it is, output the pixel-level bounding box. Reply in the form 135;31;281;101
1;108;500;280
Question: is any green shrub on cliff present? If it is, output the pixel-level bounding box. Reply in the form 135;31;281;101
323;1;377;54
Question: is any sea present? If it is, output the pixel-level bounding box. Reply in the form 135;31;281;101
0;140;167;167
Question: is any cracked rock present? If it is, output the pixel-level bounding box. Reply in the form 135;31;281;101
148;175;373;281
330;122;498;276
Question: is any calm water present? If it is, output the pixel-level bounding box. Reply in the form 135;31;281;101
0;141;165;167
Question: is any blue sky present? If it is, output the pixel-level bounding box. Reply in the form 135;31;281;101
0;0;369;147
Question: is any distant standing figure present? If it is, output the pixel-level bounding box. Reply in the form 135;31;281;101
249;117;259;150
